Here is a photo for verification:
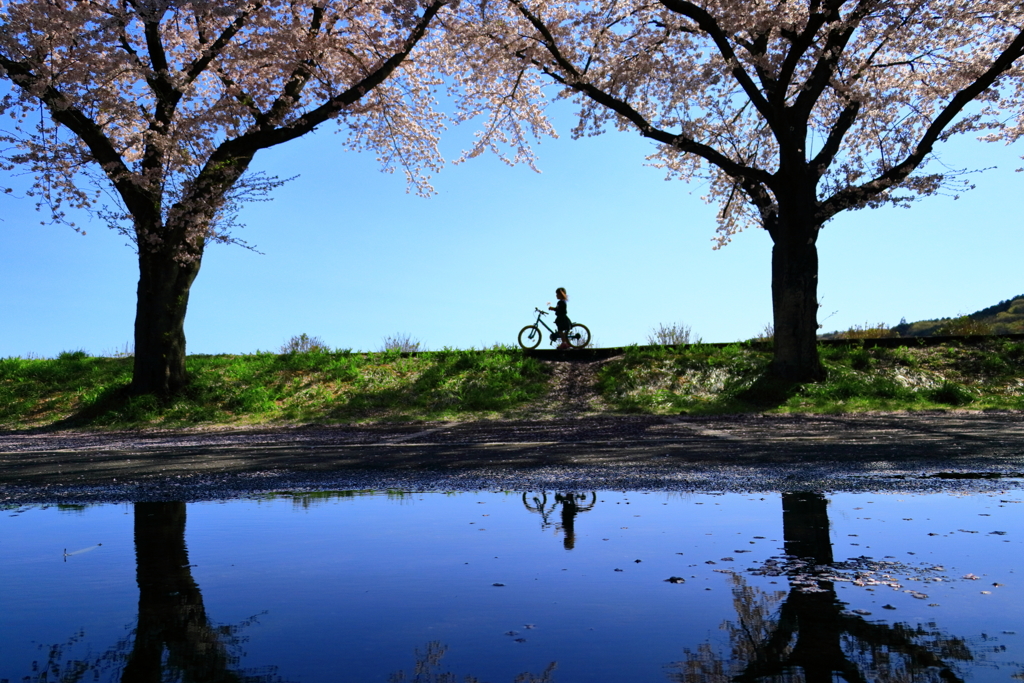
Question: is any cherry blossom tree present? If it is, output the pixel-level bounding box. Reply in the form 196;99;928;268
0;0;549;395
475;0;1024;381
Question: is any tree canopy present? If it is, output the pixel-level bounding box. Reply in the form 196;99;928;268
473;0;1024;379
0;0;548;394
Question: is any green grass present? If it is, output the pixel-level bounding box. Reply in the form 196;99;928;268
4;340;1024;430
0;347;550;429
595;340;1024;415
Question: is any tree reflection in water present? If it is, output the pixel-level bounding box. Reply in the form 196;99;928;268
522;492;597;549
389;641;557;683
669;493;974;683
23;502;287;683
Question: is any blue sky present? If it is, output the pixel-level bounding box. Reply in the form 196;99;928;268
2;100;1022;358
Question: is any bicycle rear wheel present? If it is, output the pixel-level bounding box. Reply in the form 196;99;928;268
566;323;591;349
518;325;542;349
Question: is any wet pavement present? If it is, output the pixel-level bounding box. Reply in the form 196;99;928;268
1;412;1022;504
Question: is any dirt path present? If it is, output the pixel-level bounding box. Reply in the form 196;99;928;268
2;410;1023;504
519;357;611;417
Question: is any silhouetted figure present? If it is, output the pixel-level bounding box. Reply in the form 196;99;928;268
522;491;597;549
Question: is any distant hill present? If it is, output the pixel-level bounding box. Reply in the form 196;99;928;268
891;294;1024;337
817;294;1024;339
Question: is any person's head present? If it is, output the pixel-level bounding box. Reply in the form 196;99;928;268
555;287;568;301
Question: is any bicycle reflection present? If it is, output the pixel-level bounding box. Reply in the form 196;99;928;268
522;491;598;550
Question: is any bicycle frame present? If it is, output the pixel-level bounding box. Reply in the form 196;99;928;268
518;308;591;349
530;309;559;338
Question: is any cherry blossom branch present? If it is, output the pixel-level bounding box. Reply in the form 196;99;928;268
792;0;876;120
0;56;151;216
508;0;773;189
259;4;326;128
820;23;1024;220
183;2;265;86
214;69;267;123
230;0;448;149
811;100;861;174
773;3;834;98
658;0;777;128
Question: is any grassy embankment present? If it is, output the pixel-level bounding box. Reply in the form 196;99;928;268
0;347;549;429
598;339;1024;414
2;339;1023;429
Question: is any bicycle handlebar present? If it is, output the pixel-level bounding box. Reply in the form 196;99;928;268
534;307;548;315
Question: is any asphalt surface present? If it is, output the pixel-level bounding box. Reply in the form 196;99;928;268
2;412;1023;504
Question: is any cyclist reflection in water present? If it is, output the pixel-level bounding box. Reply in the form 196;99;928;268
554;492;596;550
548;288;571;350
522;492;598;550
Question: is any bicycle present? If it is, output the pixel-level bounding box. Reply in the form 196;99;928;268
517;308;591;349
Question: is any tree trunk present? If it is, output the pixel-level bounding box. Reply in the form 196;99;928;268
769;212;825;382
124;502;243;683
781;492;833;564
130;248;203;396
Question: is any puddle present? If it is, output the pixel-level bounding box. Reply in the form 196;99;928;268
1;490;1021;682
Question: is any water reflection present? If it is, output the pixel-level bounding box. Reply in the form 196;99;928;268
388;641;557;683
522;492;598;549
781;492;833;564
24;503;286;683
126;502;285;682
671;492;974;683
6;490;1018;683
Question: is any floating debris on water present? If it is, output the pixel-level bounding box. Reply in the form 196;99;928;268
742;554;986;594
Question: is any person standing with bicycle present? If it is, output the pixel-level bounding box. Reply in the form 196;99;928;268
549;288;571;350
517;290;590;349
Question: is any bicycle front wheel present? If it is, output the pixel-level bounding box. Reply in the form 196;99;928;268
518;325;542;350
566;323;591;349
